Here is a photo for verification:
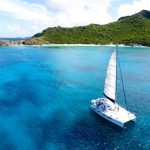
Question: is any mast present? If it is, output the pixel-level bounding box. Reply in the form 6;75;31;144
117;46;129;112
115;44;118;104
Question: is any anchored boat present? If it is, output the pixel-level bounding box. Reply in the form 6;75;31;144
91;44;136;128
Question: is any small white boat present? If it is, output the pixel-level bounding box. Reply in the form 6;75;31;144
34;45;39;48
91;44;136;128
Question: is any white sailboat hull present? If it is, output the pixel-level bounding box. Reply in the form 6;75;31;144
91;98;136;128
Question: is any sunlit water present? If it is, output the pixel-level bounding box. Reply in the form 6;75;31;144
0;45;150;150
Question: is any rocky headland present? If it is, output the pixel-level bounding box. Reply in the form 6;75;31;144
0;40;24;46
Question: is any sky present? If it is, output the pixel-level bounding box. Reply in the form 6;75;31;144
0;0;150;37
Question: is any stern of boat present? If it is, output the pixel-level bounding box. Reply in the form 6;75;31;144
132;118;136;122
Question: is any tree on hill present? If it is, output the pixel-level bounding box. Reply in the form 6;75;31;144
24;10;150;46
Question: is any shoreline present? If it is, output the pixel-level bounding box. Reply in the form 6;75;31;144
11;44;149;48
0;40;149;48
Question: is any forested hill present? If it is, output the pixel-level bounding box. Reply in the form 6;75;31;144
24;10;150;46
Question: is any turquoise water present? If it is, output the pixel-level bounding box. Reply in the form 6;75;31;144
0;45;150;150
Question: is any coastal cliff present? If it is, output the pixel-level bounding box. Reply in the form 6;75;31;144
0;40;23;46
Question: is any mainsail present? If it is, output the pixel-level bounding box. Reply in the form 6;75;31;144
103;47;117;103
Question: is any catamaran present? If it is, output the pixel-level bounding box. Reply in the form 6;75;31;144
91;44;136;128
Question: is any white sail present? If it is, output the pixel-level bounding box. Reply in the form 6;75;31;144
103;49;117;103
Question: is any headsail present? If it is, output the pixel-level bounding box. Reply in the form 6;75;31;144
103;46;117;103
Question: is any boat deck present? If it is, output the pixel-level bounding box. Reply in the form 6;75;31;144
91;99;136;127
104;106;136;123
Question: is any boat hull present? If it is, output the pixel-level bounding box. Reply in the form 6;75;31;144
91;105;124;128
91;98;136;128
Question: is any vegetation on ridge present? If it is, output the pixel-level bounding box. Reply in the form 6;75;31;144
23;10;150;46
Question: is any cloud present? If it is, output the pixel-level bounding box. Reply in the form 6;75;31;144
32;26;38;29
0;0;115;37
117;0;150;18
7;24;20;31
0;0;52;25
0;0;113;27
6;24;28;36
45;0;114;26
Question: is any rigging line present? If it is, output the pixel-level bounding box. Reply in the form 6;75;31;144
117;51;129;114
115;45;117;105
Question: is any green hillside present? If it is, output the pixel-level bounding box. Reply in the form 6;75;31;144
23;10;150;46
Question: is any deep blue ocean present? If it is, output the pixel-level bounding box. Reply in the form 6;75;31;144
0;45;150;150
0;38;26;41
